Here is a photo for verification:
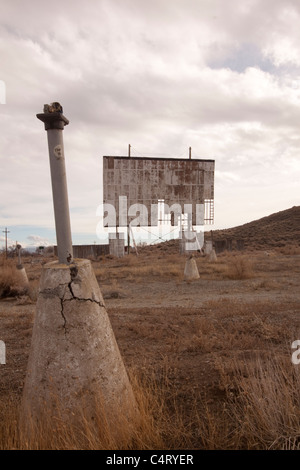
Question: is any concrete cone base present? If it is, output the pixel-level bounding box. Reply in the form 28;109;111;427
16;265;29;283
21;259;138;439
208;249;217;262
15;265;29;294
184;256;200;281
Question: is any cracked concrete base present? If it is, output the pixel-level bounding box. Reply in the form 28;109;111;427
21;259;138;439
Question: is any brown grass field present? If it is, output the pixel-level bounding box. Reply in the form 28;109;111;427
1;219;300;449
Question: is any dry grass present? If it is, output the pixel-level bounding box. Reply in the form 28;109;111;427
8;351;300;450
0;367;196;450
94;253;184;282
275;245;300;255
197;353;300;450
0;255;40;301
101;279;126;299
0;259;22;298
94;252;255;283
1;248;300;449
181;299;291;354
230;355;300;449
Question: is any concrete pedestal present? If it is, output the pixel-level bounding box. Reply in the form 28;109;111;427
204;240;213;255
21;259;138;439
179;232;203;254
16;265;29;287
109;233;125;257
184;256;200;281
208;249;217;262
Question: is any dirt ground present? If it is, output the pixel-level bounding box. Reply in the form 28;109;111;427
1;248;300;448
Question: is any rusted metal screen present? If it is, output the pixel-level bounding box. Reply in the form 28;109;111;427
103;156;215;226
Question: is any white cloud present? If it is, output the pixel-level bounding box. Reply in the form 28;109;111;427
26;235;51;247
1;0;300;240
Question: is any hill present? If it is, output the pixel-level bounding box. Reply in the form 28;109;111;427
137;205;300;254
210;205;300;250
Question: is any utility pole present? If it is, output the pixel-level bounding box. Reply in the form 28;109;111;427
2;227;10;258
128;144;131;157
189;147;192;159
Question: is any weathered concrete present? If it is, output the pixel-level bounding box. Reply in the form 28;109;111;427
15;244;29;288
179;231;203;254
179;238;185;255
109;233;125;257
204;240;213;255
184;255;200;281
208;249;217;263
21;259;138;438
16;265;29;287
54;244;110;259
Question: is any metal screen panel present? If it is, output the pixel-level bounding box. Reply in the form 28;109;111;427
103;156;215;226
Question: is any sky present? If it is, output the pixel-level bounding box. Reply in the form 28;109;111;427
1;0;300;249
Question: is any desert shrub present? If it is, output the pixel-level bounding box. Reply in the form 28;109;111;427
102;279;126;299
0;264;22;298
225;255;254;280
276;245;300;255
0;256;30;298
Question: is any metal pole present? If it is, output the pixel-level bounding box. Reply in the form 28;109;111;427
16;244;22;267
127;223;130;255
189;147;192;159
128;144;131;157
2;228;10;258
37;102;73;265
130;225;138;256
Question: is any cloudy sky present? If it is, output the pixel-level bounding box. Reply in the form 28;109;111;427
1;0;300;248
